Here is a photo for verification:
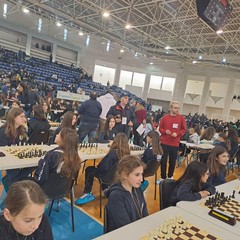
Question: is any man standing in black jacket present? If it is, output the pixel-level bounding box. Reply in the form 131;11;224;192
78;91;102;143
107;93;136;138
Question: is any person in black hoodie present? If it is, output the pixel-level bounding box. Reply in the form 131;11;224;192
169;161;216;206
28;104;50;138
105;155;148;232
98;115;118;143
0;180;53;240
34;128;81;185
75;133;130;205
17;82;31;117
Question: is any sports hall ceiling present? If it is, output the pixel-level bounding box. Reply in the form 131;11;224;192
4;0;240;70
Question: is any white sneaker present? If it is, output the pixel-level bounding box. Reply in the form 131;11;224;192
167;177;174;180
156;178;165;184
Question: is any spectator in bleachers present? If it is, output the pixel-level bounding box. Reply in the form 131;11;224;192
29;85;40;107
107;93;136;139
49;53;53;63
77;91;102;143
1;80;11;99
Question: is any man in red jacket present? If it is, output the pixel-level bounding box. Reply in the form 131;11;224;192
159;101;186;180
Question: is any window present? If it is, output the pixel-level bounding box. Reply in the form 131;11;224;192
93;65;115;86
3;3;7;18
38;18;42;33
132;72;145;87
162;77;175;91
149;75;163;90
63;29;68;41
119;70;133;89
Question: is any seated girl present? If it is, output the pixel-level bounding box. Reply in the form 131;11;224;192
98;115;118;143
0;108;31;188
213;133;230;151
49;111;77;145
169;161;215;206
34;128;81;185
0;180;53;239
75;133;130;205
207;146;229;186
28;105;50;137
105;155;148;232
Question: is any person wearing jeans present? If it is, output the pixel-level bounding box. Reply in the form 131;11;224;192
159;101;186;180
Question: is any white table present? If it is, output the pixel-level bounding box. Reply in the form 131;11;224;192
0;145;54;170
0;144;144;170
180;141;214;150
94;207;238;240
177;179;240;236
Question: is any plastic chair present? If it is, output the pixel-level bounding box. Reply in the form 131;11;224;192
94;164;117;218
41;173;75;232
143;159;161;200
159;179;177;210
103;205;109;234
28;130;49;145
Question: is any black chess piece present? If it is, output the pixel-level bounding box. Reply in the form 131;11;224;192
232;190;236;199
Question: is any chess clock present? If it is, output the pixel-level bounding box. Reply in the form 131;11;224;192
208;208;236;225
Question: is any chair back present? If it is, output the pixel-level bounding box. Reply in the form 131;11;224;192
103;205;109;234
143;159;161;177
41;173;74;200
97;163;118;185
159;179;177;210
28;130;49;145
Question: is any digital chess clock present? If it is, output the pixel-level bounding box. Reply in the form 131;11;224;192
208;208;236;225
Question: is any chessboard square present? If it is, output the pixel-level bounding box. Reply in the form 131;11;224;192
190;226;199;232
194;232;205;238
191;236;201;240
183;231;193;238
206;234;218;240
187;229;197;235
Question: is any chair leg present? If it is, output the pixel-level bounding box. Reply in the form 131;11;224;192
48;200;54;216
70;189;75;232
154;173;157;200
100;183;102;218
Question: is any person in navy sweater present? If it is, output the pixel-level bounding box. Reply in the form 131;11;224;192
75;133;130;205
34;128;81;185
141;130;163;191
105;155;148;232
159;101;186;180
169;161;215;206
0;108;30;189
207;146;229;186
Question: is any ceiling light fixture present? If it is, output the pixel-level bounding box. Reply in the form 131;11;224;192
120;49;124;53
165;46;170;50
149;62;153;65
125;24;132;29
216;29;223;34
192;60;197;64
78;31;84;36
103;12;110;17
22;8;29;13
56;22;62;27
198;55;203;60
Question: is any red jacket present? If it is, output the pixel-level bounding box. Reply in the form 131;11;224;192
159;114;186;147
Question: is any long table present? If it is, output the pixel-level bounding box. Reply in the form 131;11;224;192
0;144;144;171
94;207;238;240
177;179;240;236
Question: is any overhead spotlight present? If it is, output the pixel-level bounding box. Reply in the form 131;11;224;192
78;31;84;36
22;7;29;13
149;62;153;65
165;46;170;50
125;24;132;29
222;57;227;63
120;49;124;53
198;55;203;60
56;22;62;27
216;29;223;34
103;11;110;17
192;60;197;64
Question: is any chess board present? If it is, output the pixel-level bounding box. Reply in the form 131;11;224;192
140;216;221;240
217;199;240;222
79;144;108;154
5;146;47;159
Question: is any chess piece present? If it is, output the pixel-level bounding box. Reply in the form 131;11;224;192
232;190;236;199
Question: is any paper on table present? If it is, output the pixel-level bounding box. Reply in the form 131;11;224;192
136;124;145;136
